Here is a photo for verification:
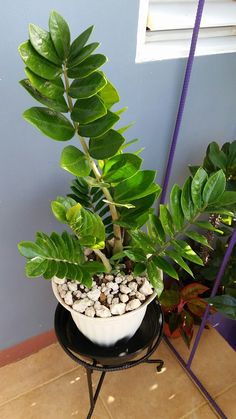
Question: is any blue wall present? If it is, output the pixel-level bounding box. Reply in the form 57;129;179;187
1;0;236;349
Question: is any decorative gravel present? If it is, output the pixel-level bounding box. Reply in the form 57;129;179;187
54;272;154;318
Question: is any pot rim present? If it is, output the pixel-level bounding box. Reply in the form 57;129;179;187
52;276;159;322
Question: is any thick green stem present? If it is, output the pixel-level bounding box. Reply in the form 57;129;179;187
63;66;123;256
93;249;112;272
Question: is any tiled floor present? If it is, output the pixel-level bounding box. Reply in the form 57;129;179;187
0;328;235;419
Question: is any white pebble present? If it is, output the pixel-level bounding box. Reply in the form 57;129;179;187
136;291;146;301
111;290;119;295
105;274;114;281
126;275;134;282
136;276;144;285
64;291;73;306
119;294;129;303
129;291;136;296
85;307;95;317
107;282;114;289
104;289;110;296
80;285;85;290
75;290;82;299
73;298;91;313
62;284;68;291
111;303;126;315
122;279;127;284
112;283;119;291
80;293;86;299
68;282;78;292
126;299;142;311
112;297;119;305
98;274;104;279
94;301;101;309
128;282;138;292
53;277;66;285
115;277;123;284
87;289;101;301
107;295;113;305
96;306;111;318
139;279;153;296
59;290;66;298
120;284;131;294
84;248;93;256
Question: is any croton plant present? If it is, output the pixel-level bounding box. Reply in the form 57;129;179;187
17;12;236;311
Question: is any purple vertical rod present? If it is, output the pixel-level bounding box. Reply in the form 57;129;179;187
164;336;227;419
187;227;236;367
160;0;206;205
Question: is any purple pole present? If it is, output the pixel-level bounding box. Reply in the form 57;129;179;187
187;228;236;367
160;0;206;205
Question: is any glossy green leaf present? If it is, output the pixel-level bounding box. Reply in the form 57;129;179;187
166;250;194;277
49;11;70;59
103;153;142;183
98;79;120;109
204;295;236;320
69;25;94;60
89;129;125;159
68;71;107;99
195;220;224;234
18;241;46;259
152;255;179;280
159;290;180;309
207;142;227;170
78;111;119;138
25;68;64;99
20;79;68;112
214;191;236;206
23;107;75;141
51;196;77;223
185;230;211;248
202;170;226;204
191;167;208;209
84;177;110;188
114;170;159;202
134;262;147;276
19;41;61;80
26;257;48;277
130;231;156;254
159;205;174;237
181;177;195;220
60;145;90;176
67;54;107;79
71;95;107;124
29;24;62;65
169;184;184;230
67;43;100;68
172;240;204;265
147;261;163;297
148;214;165;244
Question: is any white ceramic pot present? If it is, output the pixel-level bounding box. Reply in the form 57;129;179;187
52;279;158;347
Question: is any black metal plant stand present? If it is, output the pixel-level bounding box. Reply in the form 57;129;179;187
54;300;164;419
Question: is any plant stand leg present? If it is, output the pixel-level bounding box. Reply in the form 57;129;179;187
145;358;164;372
86;368;106;419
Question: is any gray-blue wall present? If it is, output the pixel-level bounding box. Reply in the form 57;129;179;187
1;0;236;349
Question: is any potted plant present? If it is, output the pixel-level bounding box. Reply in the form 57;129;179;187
17;11;236;347
161;141;236;347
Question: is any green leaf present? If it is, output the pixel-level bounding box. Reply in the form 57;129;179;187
159;205;174;237
25;68;64;99
18;241;46;258
185;230;211;248
78;111;119;138
148;214;165;244
23;107;75;141
103;153;142;183
207;142;227;170
134;262;147;276
20;79;68;112
25;257;48;277
205;295;236;320
89;129;125;159
18;41;61;80
71;95;107;124
195;220;224;234
67;43;100;68
159;290;180;309
51;197;77;223
191;167;208;209
202;170;226;204
181;177;195;220
214;191;236;206
181;283;209;300
187;298;208;317
28;24;62;65
152;255;179;280
49;11;70;59
147;260;163;297
60;146;90;177
172;240;204;265
68;71;107;99
166;250;194;277
121;137;138;149
85;177;110;188
130;231;156;254
98;79;120;109
68;54;107;79
169;184;184;230
69;25;94;60
114;170;159;202
104;200;135;209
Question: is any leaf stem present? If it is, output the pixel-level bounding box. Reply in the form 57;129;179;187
63;66;123;255
93;248;112;272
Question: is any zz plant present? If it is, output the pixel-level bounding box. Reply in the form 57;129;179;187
17;11;236;299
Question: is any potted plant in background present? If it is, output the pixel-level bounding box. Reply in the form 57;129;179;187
161;141;236;347
17;11;236;347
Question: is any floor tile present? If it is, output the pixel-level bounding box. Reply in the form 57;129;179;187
100;342;207;419
0;368;110;419
214;384;236;419
168;327;236;396
180;403;217;418
0;343;77;405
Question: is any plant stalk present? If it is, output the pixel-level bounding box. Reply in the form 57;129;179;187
93;249;112;272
